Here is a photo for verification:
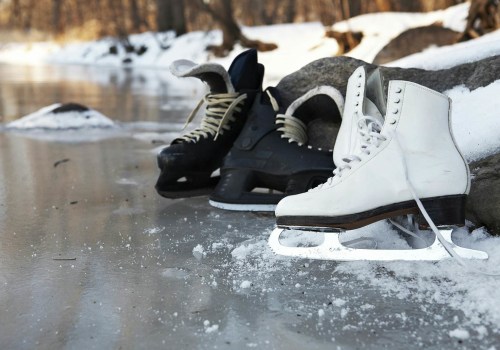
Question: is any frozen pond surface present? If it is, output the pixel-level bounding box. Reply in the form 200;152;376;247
0;64;499;349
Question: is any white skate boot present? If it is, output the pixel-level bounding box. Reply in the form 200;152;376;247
269;68;488;261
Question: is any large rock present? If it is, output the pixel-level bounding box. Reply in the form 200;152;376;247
467;153;500;234
276;55;500;234
276;55;500;105
372;25;461;65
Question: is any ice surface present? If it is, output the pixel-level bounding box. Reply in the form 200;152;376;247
1;4;500;347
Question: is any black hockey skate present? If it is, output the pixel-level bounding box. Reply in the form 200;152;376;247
209;86;344;211
155;49;264;198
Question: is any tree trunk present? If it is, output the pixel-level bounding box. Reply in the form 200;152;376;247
156;0;186;35
8;0;21;27
195;0;277;57
52;0;64;35
284;0;296;23
460;0;500;41
156;0;172;32
129;0;142;32
172;0;187;35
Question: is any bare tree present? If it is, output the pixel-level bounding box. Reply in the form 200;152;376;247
52;0;64;35
460;0;500;41
156;0;186;35
194;0;277;56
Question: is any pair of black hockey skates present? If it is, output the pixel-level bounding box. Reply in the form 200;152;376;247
155;49;344;211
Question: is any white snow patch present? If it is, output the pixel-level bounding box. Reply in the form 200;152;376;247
240;280;252;289
143;226;165;235
333;3;469;63
192;244;206;260
6;104;114;130
205;324;219;333
388;30;500;69
447;82;500;161
334;226;500;330
331;298;347;307
449;328;470;340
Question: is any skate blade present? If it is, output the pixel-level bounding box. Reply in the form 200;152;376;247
209;200;276;212
268;227;488;261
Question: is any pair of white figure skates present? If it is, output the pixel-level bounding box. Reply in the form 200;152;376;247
269;66;489;262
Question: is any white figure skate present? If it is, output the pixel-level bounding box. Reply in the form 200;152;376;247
269;67;488;262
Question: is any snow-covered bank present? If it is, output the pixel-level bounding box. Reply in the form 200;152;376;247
0;22;339;87
0;3;472;85
334;2;469;63
388;29;500;69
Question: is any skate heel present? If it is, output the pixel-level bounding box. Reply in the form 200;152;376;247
209;169;284;210
211;169;257;201
419;195;466;227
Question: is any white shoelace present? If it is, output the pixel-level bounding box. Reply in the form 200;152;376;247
265;90;309;146
313;116;386;190
177;92;247;142
276;114;308;145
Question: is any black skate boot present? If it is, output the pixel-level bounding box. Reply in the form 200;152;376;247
155;49;264;198
209;86;344;211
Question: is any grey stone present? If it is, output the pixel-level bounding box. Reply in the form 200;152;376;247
276;55;500;234
373;25;461;65
277;55;500;105
467;153;500;234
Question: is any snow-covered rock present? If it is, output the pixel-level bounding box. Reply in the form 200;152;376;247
6;103;114;130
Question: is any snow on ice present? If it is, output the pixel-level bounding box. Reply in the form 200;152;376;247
6;103;114;130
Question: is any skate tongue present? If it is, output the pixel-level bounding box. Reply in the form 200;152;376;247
228;49;263;91
169;59;235;93
364;98;384;125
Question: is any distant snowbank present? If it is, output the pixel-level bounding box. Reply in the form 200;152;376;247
0;3;472;85
0;22;339;87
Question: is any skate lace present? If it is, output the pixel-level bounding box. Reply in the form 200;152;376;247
393;133;498;275
266;90;308;145
275;114;308;145
313;115;386;190
177;92;247;142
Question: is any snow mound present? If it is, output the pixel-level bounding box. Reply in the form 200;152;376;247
448;81;500;161
333;3;469;63
6;103;115;130
388;30;500;69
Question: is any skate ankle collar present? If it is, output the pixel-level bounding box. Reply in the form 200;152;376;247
170;59;235;93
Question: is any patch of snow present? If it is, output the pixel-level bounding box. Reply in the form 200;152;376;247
388;30;500;69
449;328;470;340
192;244;206;260
333;3;469;63
6;103;115;130
240;280;252;289
447;81;500;161
333;226;500;330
